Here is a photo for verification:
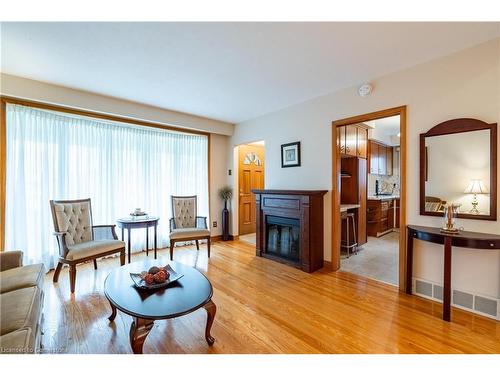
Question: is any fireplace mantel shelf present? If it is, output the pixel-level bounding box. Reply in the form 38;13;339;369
251;189;328;196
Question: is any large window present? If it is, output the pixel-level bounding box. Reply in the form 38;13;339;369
5;104;209;268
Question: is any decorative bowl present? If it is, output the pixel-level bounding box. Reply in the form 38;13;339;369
130;265;183;290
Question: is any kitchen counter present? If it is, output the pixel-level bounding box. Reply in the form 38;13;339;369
368;195;400;200
340;204;360;212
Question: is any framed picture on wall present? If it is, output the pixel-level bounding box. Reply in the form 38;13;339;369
281;141;301;168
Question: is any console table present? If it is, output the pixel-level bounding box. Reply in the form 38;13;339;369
406;225;500;321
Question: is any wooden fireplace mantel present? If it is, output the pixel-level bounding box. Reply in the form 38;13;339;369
252;189;327;273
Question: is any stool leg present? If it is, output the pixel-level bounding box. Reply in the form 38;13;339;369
346;216;350;258
351;216;357;255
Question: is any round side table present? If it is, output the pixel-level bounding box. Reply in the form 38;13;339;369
116;216;159;263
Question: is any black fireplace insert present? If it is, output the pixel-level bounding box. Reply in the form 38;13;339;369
265;215;300;262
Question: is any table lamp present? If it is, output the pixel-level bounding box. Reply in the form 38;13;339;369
464;179;488;214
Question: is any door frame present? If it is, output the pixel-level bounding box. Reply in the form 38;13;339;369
331;106;407;291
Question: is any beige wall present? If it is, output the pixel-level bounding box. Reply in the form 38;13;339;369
210;134;230;236
228;38;500;300
0;73;234;136
1;73;233;237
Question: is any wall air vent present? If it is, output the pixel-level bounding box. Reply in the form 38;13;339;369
412;278;499;321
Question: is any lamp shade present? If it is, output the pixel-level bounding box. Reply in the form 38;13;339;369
464;179;488;194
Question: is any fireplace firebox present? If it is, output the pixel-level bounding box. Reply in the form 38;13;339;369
252;189;327;273
266;216;301;263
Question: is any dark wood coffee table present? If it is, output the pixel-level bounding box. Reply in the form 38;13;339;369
104;260;216;354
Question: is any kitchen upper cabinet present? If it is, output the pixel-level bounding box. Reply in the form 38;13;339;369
378;144;387;175
368;141;379;174
345;125;357;157
368;140;393;176
338;126;346;154
356;127;367;158
339;125;368;159
386;146;393;176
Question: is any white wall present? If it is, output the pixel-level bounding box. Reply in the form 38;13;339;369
228;38;500;300
1;73;233;237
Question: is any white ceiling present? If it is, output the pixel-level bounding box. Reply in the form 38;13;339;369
369;116;400;136
1;22;499;124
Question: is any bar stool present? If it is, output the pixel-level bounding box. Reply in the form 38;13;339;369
341;211;358;258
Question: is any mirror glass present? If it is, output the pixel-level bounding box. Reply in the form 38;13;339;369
424;129;490;216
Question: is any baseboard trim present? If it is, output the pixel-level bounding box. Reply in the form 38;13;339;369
322;261;333;271
211;235;239;242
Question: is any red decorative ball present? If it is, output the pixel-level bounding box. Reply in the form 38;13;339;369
153;270;167;283
144;274;154;285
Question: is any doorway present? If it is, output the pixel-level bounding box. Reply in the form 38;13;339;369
238;141;265;244
332;106;407;291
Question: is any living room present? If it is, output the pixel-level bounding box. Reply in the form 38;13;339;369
1;1;500;373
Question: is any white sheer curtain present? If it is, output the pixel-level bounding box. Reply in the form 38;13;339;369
5;104;209;269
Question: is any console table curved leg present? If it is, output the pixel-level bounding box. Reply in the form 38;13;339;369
203;299;216;346
107;300;117;322
129;317;154;354
443;237;452;322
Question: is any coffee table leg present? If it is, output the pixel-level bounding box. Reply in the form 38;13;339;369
107;299;117;322
203;299;216;346
129;317;154;354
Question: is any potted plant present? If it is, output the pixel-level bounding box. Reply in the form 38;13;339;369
218;186;233;241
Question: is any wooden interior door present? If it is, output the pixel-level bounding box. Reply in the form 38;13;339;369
239;144;265;235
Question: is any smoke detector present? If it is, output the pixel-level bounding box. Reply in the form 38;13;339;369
358;83;373;97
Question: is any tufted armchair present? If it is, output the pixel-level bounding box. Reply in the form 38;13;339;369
50;198;125;294
169;195;211;260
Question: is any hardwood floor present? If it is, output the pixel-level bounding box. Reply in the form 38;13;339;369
41;240;500;354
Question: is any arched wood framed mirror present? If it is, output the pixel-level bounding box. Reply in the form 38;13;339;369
420;118;497;221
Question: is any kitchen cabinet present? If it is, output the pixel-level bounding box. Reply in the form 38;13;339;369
356;127;367;158
340;157;367;246
386;146;393;176
368;198;399;237
345;125;357;157
339;125;368;159
368;140;393;176
388;198;400;229
368;141;378;174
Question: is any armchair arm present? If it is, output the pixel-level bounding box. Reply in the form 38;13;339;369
53;231;69;258
93;225;118;240
0;250;23;271
169;218;176;232
196;216;208;229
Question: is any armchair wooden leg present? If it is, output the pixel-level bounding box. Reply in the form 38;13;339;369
170;240;175;260
93;259;98;270
207;236;211;258
120;250;125;266
196;240;200;250
53;261;63;283
69;265;77;294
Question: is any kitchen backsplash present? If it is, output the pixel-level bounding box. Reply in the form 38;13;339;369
368;173;400;196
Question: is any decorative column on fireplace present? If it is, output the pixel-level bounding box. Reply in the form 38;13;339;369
252;189;327;273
